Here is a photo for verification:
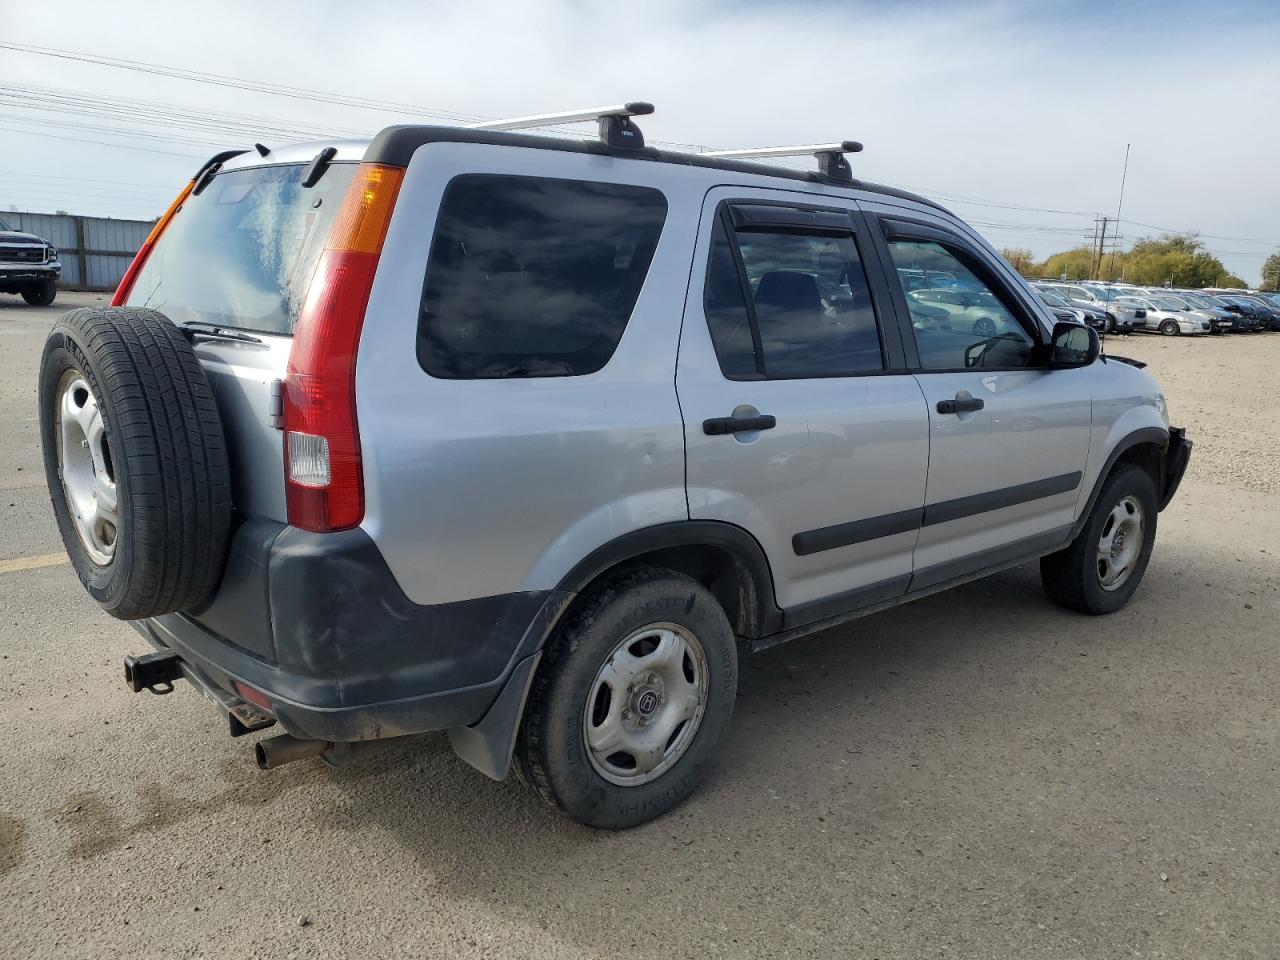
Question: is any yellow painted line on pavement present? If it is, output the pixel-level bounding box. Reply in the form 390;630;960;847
0;553;69;574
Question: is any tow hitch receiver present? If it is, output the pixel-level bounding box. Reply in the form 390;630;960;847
123;651;183;694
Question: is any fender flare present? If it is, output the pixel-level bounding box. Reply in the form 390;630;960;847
1070;426;1169;539
449;520;782;781
553;519;783;638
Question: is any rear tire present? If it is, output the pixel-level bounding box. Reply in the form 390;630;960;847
515;565;738;829
1040;464;1158;615
39;307;232;619
22;281;56;306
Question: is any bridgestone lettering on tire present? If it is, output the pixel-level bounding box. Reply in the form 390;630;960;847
39;307;232;619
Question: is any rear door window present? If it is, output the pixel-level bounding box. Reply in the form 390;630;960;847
418;174;667;378
702;213;885;379
127;163;357;335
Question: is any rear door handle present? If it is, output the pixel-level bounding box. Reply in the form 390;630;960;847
703;414;777;435
936;397;984;415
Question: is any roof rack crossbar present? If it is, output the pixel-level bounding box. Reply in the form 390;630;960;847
468;102;653;149
701;141;863;181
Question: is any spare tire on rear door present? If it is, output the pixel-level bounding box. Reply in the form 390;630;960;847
39;307;232;620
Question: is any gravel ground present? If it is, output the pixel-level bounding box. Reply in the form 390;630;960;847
1103;332;1280;494
2;293;1277;959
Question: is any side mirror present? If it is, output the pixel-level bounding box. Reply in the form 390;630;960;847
1049;321;1099;368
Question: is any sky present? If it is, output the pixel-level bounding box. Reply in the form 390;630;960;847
1;0;1277;283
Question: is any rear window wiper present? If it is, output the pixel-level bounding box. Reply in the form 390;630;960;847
179;322;264;345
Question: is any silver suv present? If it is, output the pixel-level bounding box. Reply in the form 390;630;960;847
38;107;1191;828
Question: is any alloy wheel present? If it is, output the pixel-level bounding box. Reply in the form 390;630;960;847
55;371;118;566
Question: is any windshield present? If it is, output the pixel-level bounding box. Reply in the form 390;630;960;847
1152;297;1187;310
1038;290;1070;307
126;162;357;334
1179;294;1210;308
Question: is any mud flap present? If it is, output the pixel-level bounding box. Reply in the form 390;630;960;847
447;652;542;781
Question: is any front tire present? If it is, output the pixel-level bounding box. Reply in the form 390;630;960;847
515;565;738;829
1159;319;1179;336
22;281;56;306
1040;464;1158;615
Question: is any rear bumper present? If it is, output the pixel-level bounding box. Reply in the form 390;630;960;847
130;522;570;744
1159;427;1192;511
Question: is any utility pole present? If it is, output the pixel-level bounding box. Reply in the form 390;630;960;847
1091;216;1110;281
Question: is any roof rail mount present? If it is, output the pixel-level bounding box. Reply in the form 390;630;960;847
468;102;653;150
701;141;863;181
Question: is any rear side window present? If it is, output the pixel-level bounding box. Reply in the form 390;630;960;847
703;215;884;379
418;175;667;378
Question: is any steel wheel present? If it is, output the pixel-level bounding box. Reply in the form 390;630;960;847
1160;319;1179;336
1096;495;1145;591
55;370;117;566
582;622;709;786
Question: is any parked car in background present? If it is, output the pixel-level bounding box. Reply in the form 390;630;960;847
906;287;1023;338
1159;292;1236;334
1229;295;1280;331
1035;282;1143;333
0;216;61;305
1211;294;1275;331
1116;295;1211;335
1190;292;1264;331
1035;288;1108;333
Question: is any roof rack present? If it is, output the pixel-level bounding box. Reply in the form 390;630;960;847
468;102;653;149
700;141;863;181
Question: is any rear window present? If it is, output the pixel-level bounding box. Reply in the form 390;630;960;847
126;163;357;335
418;174;667;378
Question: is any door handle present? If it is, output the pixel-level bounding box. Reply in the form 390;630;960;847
936;397;985;415
703;414;777;435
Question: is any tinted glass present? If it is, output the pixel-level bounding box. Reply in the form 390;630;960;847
126;163;357;334
418;175;667;378
886;239;1037;370
703;219;760;377
703;222;883;378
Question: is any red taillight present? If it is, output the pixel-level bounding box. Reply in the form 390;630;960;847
284;164;404;533
111;179;194;306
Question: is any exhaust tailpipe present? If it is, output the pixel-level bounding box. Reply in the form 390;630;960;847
254;733;423;771
255;734;330;770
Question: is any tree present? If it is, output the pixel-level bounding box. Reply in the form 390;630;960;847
1261;251;1280;291
999;247;1037;276
1039;247;1096;280
1029;232;1244;288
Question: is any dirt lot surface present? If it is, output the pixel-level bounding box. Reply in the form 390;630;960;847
2;293;1277;959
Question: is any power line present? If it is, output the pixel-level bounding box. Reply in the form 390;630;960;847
0;123;205;159
1120;217;1280;245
